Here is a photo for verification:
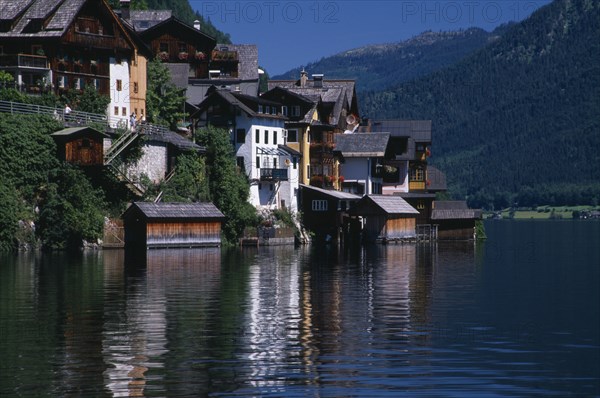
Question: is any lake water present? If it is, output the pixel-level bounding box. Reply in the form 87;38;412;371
1;220;598;397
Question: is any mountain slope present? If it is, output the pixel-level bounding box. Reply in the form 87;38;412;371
272;28;502;92
362;0;600;208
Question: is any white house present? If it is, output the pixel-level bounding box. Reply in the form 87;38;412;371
193;89;301;212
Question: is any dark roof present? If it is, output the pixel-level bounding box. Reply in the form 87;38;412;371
220;44;258;80
434;200;469;210
51;126;108;139
126;202;225;220
431;209;483;220
278;144;302;157
0;0;85;37
431;200;482;220
335;132;390;157
360;195;419;215
145;129;204;152
427;166;447;191
127;10;172;31
367;120;432;142
164;63;190;89
193;90;285;120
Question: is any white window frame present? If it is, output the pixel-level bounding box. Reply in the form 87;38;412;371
312;200;328;211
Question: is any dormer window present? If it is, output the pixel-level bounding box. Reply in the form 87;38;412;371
258;105;263;114
282;106;288;116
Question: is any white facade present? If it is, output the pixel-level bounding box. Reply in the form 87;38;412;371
108;57;131;129
233;113;299;212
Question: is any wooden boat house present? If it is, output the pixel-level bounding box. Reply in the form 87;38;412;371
51;126;108;166
122;202;225;249
431;201;482;240
351;195;419;243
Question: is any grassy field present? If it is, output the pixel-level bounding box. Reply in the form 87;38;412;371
486;206;600;220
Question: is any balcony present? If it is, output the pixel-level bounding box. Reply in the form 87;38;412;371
211;50;238;61
0;54;49;69
260;168;288;181
409;181;426;191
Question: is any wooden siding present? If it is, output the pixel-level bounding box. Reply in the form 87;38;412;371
437;220;476;240
364;215;415;242
65;137;104;165
147;221;222;248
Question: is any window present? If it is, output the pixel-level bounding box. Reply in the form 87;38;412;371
256;156;260;169
410;167;424;181
133;82;138;93
292;105;300;117
258;105;263;114
114;106;119;115
255;129;260;143
236;128;245;143
264;130;268;144
179;42;187;53
122;107;127;116
287;129;298;143
282;106;288;116
159;42;169;53
312;200;328;211
273;158;277;169
258;183;262;190
293;157;297;169
269;184;274;191
74;78;82;90
273;131;277;145
58;76;66;88
92;79;99;90
116;79;122;91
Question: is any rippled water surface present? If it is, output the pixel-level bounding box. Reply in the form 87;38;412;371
1;220;599;397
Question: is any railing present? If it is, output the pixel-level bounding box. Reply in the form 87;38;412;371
409;181;426;191
0;54;49;69
260;168;288;181
211;50;238;61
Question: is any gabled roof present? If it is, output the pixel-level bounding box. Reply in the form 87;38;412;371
431;201;482;220
137;15;216;45
0;0;86;37
193;90;285;120
335;132;390;157
359;195;419;215
300;184;361;200
51;126;108;139
125;202;225;220
127;10;172;31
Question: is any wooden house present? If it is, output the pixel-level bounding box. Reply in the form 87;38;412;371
431;201;482;240
122;202;225;249
268;72;360;190
51;126;108;166
351;195;419;243
0;0;148;127
299;184;361;242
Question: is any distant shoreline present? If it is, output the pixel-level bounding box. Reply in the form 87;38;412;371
484;206;600;220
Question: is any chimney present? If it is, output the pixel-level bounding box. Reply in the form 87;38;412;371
193;20;201;30
313;73;323;88
300;68;308;88
120;0;131;20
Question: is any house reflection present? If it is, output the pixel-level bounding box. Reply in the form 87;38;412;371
101;248;221;396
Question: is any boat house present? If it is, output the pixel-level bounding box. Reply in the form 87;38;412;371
351;195;419;243
431;201;482;240
122;202;225;249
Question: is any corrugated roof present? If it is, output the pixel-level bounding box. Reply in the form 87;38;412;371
129;202;225;219
365;195;419;215
335;132;389;157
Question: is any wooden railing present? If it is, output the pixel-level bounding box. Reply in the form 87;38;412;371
0;54;49;68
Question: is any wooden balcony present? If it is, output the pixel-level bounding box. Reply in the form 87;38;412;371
409;181;426;191
0;54;49;69
261;168;288;181
211;50;238;61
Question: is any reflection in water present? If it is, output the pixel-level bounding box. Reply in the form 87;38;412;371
101;249;221;396
1;221;598;396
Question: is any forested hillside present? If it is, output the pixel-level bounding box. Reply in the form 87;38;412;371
361;0;600;208
110;0;231;43
272;28;501;92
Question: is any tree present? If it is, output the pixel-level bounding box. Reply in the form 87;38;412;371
0;181;20;251
146;59;186;129
158;152;210;202
37;164;106;250
196;126;258;244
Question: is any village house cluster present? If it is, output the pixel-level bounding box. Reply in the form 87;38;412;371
0;0;481;247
